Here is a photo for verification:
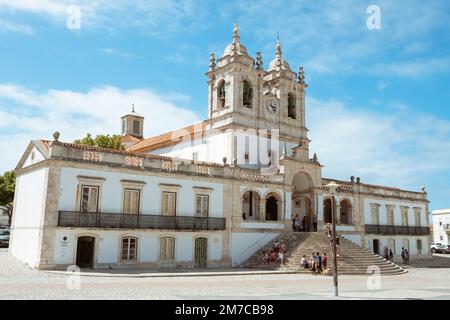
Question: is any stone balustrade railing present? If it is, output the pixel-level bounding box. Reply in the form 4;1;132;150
322;178;427;200
48;141;284;185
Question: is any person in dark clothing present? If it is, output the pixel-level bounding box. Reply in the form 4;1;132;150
322;253;328;270
301;216;306;232
389;249;394;262
316;252;322;274
313;215;317;232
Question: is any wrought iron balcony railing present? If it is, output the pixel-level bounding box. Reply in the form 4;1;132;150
58;211;226;231
365;224;429;235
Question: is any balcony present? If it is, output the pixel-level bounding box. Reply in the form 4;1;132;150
365;224;429;236
58;211;226;231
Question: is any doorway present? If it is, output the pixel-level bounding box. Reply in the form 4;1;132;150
373;239;380;255
76;236;95;268
265;196;278;221
194;237;207;268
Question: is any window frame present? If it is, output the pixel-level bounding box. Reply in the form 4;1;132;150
79;185;100;213
123;188;141;215
159;236;176;262
121;236;138;262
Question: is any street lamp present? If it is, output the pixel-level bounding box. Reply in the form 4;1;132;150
326;181;339;297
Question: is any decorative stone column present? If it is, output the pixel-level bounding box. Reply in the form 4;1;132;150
317;192;324;230
259;199;266;222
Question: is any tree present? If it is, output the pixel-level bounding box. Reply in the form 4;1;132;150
0;171;15;225
74;133;124;150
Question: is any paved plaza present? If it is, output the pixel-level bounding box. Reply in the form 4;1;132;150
0;249;449;300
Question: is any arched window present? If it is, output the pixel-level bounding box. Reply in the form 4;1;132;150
288;93;296;119
121;237;138;261
243;80;253;108
217;80;226;108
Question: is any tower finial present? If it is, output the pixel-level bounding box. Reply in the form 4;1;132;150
233;22;240;44
275;34;282;62
131;102;135;113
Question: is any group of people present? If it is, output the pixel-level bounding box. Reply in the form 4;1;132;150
382;247;410;264
260;239;286;265
292;214;317;232
300;252;328;274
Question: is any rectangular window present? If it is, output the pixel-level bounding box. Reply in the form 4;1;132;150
123;189;140;214
192;152;199;161
162;192;176;216
160;237;175;261
401;208;409;226
439;221;442;226
414;210;421;226
122;119;126;134
195;194;209;217
371;206;380;225
121;237;137;261
80;185;99;213
133;120;140;135
440;235;444;241
386;207;394;225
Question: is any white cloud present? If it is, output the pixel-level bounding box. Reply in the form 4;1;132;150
0;84;201;172
0;0;208;36
0;18;34;34
307;97;450;190
369;57;450;78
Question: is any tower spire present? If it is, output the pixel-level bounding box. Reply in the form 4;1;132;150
275;33;282;61
232;23;240;44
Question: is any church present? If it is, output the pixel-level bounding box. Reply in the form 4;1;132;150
9;25;431;271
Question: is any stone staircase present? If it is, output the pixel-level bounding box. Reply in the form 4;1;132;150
238;232;406;275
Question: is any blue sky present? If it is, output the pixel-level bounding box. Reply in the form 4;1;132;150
0;0;449;211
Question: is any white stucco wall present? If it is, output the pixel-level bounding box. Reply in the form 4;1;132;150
22;146;45;168
364;199;426;226
10;168;48;267
432;210;450;245
231;232;278;266
53;229;222;266
364;235;429;256
59;167;223;217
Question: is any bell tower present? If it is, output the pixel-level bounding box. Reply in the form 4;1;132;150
121;105;144;139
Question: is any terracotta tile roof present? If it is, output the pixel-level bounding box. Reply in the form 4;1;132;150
127;122;206;153
121;134;143;144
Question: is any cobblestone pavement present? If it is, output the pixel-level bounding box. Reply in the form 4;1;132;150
1;249;449;300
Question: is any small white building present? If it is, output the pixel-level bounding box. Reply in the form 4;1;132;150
432;209;450;245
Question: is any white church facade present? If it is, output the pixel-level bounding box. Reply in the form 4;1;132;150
9;25;431;270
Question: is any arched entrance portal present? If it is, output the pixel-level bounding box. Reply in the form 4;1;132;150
291;171;315;231
76;236;95;268
265;196;278;221
323;198;332;224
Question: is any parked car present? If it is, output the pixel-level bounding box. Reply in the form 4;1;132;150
0;229;9;248
444;245;450;254
431;244;448;254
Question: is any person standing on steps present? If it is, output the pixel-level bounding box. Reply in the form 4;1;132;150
322;253;328;270
316;252;322;274
384;246;389;260
302;216;306;232
313;215;317;232
401;247;405;264
389;249;394;262
404;249;410;265
292;214;298;231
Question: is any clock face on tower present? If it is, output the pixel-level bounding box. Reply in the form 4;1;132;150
265;96;279;114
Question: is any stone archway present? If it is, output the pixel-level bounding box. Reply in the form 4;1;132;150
340;199;352;225
242;190;261;220
291;171;315;230
264;192;281;221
